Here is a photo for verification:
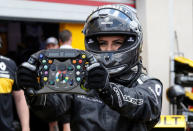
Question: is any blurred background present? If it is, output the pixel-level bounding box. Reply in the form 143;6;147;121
0;0;192;116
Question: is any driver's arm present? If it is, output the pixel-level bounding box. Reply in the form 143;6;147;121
100;78;162;122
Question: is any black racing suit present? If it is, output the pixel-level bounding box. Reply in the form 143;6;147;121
0;55;19;131
30;73;162;131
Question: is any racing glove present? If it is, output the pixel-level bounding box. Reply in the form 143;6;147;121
85;62;109;92
16;61;42;105
17;62;39;91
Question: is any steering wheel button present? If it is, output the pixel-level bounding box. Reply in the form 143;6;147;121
82;54;86;59
72;60;76;64
79;60;83;64
50;65;56;71
69;80;73;86
42;60;47;64
48;60;53;64
49;81;55;85
76;77;81;81
65;77;69;80
68;66;73;71
44;65;48;70
77;65;81;70
43;77;48;81
44;71;48;75
39;54;44;59
76;71;80;75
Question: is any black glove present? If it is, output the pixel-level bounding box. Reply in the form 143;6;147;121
85;62;109;91
17;62;45;106
17;62;39;94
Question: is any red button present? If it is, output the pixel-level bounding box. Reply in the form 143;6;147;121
79;60;82;64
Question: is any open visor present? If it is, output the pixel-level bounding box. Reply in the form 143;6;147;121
85;34;137;53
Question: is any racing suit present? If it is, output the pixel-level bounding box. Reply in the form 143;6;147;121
29;72;162;131
0;55;18;131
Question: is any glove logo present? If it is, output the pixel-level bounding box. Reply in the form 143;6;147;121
0;62;6;71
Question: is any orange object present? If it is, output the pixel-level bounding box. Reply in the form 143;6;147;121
72;60;76;64
48;59;53;64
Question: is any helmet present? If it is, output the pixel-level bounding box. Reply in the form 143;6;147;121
166;85;185;104
83;4;143;76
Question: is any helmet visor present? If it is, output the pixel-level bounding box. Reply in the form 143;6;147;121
87;8;132;25
85;34;137;53
84;9;136;37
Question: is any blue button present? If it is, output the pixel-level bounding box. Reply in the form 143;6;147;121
39;54;44;59
68;80;73;86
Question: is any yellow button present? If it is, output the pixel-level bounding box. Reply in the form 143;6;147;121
82;54;86;59
56;79;60;82
65;77;69;80
43;77;48;81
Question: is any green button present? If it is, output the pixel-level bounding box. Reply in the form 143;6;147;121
44;65;48;70
77;65;81;70
49;81;54;85
68;66;73;71
42;60;46;64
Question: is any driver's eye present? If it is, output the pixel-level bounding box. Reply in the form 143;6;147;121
112;41;124;47
114;42;123;45
98;42;107;46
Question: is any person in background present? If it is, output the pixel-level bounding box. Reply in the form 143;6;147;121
45;36;71;131
59;30;72;49
45;37;59;50
58;30;72;131
0;36;30;131
45;36;60;131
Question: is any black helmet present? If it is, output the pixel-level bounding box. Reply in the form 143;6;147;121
166;85;185;104
83;4;143;76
